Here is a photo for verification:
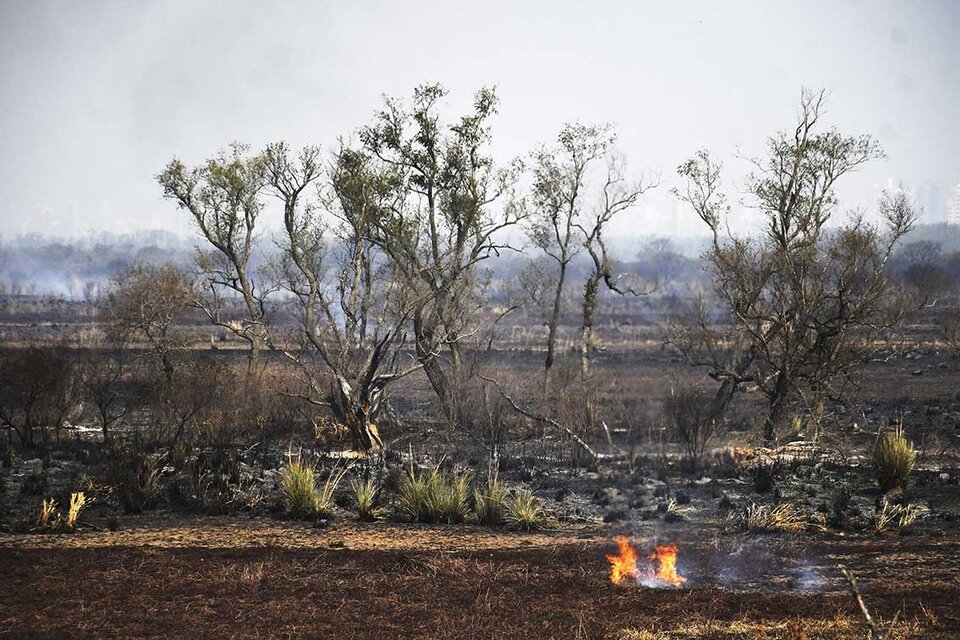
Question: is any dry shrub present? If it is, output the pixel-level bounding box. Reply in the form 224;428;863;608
664;381;723;468
734;502;807;533
873;424;917;492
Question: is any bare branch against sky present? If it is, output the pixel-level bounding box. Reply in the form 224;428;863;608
0;0;957;238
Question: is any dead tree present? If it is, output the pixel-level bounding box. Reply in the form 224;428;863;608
359;83;524;426
157;144;274;367
672;90;916;441
104;263;193;384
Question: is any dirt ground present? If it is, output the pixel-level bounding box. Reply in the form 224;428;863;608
2;517;958;639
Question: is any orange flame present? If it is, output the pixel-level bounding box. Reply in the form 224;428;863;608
606;536;687;588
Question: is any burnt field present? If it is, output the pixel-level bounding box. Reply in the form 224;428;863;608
2;58;960;638
1;518;959;639
1;332;960;639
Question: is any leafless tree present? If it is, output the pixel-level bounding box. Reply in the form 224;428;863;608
79;346;133;447
104;263;194;383
0;345;79;453
358;83;524;425
157;144;274;366
671;90;916;441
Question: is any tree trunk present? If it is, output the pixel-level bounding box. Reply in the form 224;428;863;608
579;274;601;383
545;262;568;375
330;378;384;454
763;375;791;443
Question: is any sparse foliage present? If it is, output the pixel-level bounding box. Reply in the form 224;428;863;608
672;90;916;441
359;83;524;424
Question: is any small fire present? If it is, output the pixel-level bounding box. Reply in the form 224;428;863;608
606;536;687;588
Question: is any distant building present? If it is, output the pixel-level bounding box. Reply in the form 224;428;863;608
949;184;960;226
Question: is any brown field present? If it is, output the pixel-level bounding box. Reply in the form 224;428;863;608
2;516;959;639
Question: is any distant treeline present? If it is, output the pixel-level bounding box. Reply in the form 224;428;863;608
1;224;958;301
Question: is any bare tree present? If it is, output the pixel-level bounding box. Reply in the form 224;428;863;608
79;347;133;447
359;83;524;425
157;144;274;366
104;263;194;383
0;345;79;453
266;142;423;453
672;90;916;441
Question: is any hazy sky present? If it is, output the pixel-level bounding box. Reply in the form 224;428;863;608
1;0;958;239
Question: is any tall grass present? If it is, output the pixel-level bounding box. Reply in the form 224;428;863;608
873;424;917;492
281;454;319;519
281;453;347;519
504;488;550;531
65;492;88;530
37;497;60;530
473;470;508;526
397;463;471;524
316;465;348;518
352;477;385;521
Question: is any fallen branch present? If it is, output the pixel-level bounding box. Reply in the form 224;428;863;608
478;373;599;461
839;564;896;640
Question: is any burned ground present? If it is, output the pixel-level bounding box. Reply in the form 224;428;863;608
1;518;958;639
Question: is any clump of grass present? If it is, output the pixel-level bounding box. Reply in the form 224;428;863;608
315;465;348;518
504;488;551;531
474;470;508;526
873;424;917;492
65;492;87;530
280;453;346;519
281;454;319;519
37;497;60;530
874;498;918;532
397;463;430;522
352;477;385;521
397;462;471;524
734;502;806;533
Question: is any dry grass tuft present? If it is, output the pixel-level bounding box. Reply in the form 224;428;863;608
65;492;88;530
873;424;917;492
504;488;551;531
351;477;385;521
733;502;807;533
281;453;347;519
874;499;918;532
397;463;472;524
281;454;319;519
36;497;60;531
473;470;508;526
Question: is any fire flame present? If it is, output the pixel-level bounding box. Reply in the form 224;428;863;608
606;536;687;588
